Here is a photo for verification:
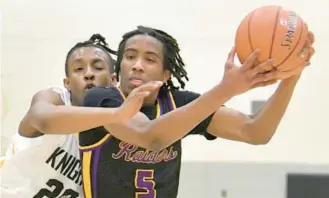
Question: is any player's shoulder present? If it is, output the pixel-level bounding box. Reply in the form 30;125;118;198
48;86;71;105
36;86;68;96
170;89;200;107
30;87;69;106
47;86;68;94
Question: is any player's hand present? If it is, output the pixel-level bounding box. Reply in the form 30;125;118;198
116;81;163;121
221;47;278;96
302;30;315;63
275;30;315;81
304;30;315;65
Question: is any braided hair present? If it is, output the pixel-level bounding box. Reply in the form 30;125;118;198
65;34;117;76
115;26;189;90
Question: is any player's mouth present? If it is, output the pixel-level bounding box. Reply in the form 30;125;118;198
129;76;144;86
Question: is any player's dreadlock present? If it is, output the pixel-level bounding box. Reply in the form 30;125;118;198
65;34;117;76
115;26;189;90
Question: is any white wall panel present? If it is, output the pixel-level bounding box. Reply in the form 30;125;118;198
1;0;328;163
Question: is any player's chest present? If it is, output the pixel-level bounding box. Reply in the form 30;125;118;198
101;137;182;166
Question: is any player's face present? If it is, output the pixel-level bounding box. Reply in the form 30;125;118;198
119;34;170;95
64;47;116;106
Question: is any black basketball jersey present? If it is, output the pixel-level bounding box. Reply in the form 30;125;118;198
79;86;216;198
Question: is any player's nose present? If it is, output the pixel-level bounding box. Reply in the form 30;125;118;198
84;67;95;81
132;59;144;72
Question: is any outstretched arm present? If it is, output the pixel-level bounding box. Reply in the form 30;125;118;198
207;31;314;144
207;76;300;144
18;87;144;137
87;83;233;151
88;48;283;151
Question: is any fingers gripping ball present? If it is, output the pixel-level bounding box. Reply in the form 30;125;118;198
235;5;309;72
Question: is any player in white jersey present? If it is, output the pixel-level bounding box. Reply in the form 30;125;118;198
1;87;83;198
0;34;161;198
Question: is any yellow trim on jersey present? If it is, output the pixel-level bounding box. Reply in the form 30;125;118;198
116;87;127;100
82;151;92;198
168;91;177;110
79;134;111;150
155;101;160;117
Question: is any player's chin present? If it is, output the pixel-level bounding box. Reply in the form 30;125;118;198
128;81;143;89
127;84;140;92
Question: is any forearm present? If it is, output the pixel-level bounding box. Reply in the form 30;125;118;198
248;76;299;143
30;104;120;134
142;83;234;150
105;83;234;150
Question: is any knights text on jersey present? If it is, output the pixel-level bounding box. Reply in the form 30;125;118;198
79;87;215;198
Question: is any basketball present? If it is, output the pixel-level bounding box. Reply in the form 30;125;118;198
235;5;309;71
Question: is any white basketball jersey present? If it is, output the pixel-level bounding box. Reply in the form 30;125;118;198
1;87;83;198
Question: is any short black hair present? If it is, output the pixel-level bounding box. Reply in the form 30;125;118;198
65;34;117;77
115;26;189;90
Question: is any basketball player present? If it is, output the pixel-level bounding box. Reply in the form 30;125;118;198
79;26;314;198
0;34;162;198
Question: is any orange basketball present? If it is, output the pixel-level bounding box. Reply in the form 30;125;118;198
235;5;309;71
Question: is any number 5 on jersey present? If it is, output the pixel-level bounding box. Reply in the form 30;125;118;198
135;169;156;198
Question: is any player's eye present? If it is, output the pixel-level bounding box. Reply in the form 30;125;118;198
146;57;155;62
74;67;83;72
125;54;135;60
94;63;105;70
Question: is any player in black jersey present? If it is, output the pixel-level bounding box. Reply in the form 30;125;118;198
79;26;314;198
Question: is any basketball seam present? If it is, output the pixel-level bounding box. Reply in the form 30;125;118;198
247;10;256;64
269;6;282;60
276;16;304;67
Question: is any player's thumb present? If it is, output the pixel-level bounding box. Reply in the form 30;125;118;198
225;47;235;70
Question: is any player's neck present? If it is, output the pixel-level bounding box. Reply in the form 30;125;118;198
71;98;81;106
143;86;170;106
142;90;159;106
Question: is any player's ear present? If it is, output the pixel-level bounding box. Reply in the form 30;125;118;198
110;73;117;87
163;70;171;83
63;78;71;91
